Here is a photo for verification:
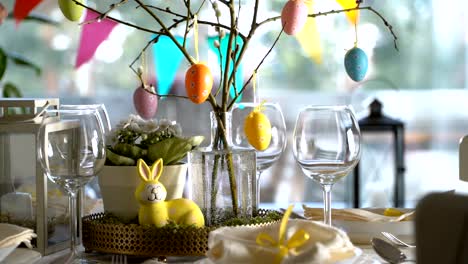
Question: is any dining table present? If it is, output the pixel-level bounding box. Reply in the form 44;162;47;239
1;201;421;264
2;237;416;264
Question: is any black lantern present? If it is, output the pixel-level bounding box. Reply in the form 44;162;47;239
353;99;405;208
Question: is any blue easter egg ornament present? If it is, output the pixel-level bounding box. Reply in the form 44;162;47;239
344;47;368;82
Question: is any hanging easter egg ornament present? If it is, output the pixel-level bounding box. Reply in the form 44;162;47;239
244;102;272;151
185;16;213;104
281;0;308;35
58;0;84;22
344;47;368;82
185;63;213;104
134;63;158;119
133;85;158;119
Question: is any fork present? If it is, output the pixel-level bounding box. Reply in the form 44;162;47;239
111;254;128;264
381;232;416;248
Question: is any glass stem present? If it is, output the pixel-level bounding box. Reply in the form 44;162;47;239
322;184;333;226
255;170;262;212
68;191;78;256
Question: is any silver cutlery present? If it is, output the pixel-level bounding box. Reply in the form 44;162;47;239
111;254;128;264
372;237;416;263
381;232;416;248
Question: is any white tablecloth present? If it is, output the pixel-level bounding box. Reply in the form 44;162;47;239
2;245;415;264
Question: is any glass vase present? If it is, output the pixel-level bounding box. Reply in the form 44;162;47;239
188;111;256;226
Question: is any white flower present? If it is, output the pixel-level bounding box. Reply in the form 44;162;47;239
141;119;159;133
128;122;142;133
159;118;172;128
172;123;182;136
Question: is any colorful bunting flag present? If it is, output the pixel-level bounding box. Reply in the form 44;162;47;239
207;34;244;102
13;0;43;25
295;0;322;64
75;10;118;68
0;3;8;25
152;35;185;96
335;0;359;25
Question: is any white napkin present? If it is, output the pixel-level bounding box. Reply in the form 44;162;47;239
303;206;414;222
204;219;356;264
0;223;36;249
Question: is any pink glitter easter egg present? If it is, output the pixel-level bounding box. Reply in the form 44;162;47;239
133;86;158;119
281;0;308;35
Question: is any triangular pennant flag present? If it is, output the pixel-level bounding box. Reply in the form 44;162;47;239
335;0;359;25
152;35;185;96
295;1;322;64
13;0;43;25
207;34;244;102
0;3;7;25
75;10;118;68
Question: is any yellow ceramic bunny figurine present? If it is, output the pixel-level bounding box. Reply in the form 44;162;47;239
134;158;205;227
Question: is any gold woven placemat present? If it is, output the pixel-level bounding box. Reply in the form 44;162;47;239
82;209;279;257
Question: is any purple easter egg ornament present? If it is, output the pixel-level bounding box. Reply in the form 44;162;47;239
133;86;158;119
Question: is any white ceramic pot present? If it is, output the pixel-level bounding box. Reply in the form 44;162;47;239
98;163;187;220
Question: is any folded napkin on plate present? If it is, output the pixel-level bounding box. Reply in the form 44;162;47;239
204;207;356;264
303;205;414;222
0;223;37;249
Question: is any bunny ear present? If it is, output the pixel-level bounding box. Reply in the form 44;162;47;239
150;158;164;181
137;159;151;182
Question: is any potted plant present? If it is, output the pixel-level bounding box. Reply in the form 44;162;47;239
99;114;204;220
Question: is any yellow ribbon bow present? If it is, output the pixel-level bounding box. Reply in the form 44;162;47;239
256;205;310;264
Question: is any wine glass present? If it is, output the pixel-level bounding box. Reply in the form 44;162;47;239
292;105;361;225
231;102;287;209
60;104;111;136
37;109;106;263
60;104;111;197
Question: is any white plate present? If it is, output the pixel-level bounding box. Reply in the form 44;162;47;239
1;248;41;264
0;246;17;262
335;247;364;264
333;208;414;245
193;248;365;264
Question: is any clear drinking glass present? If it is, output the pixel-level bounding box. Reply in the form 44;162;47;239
188;112;256;226
231;102;287;209
37;109;106;263
292;105;361;225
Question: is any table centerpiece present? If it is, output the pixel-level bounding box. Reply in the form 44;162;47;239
63;0;398;227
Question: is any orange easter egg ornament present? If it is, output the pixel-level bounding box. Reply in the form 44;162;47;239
244;105;272;151
185;63;213;104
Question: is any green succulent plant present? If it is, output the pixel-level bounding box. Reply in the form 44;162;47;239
105;115;204;166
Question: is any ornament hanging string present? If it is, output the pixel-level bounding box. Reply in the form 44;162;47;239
142;49;151;90
354;2;360;47
255;99;267;113
137;49;148;89
194;14;199;62
354;22;358;47
142;49;147;86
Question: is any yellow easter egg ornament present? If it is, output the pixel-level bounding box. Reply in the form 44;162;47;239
58;0;84;22
244;103;272;151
